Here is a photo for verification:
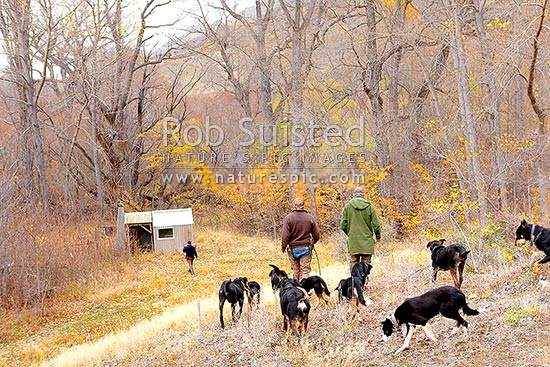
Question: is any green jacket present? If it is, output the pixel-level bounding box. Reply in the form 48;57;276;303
341;197;381;255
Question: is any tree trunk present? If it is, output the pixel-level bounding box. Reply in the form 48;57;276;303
289;41;305;181
255;0;276;145
280;0;305;201
389;0;410;213
30;105;49;210
0;0;49;210
408;41;450;158
91;96;105;221
364;1;391;174
527;0;549;220
279;0;321;216
20;117;35;204
473;0;508;211
448;0;488;221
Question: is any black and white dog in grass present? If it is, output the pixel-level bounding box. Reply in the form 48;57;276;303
335;262;373;320
381;286;479;353
300;275;331;307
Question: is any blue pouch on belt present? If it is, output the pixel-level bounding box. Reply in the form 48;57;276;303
291;247;310;259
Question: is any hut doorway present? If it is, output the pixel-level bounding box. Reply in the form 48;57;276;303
128;224;153;252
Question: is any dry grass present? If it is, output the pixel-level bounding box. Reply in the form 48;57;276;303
119;249;550;367
0;228;287;366
2;228;550;367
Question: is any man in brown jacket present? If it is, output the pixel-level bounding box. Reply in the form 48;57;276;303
281;197;320;281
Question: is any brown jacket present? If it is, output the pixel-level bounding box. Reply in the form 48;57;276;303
281;210;320;251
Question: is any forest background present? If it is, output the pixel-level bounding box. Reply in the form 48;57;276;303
0;0;549;319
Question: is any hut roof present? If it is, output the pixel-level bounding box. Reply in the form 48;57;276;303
152;208;193;227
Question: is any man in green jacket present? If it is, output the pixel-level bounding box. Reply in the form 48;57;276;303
341;186;381;269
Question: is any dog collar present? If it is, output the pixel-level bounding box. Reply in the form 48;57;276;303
390;314;403;336
390;314;399;328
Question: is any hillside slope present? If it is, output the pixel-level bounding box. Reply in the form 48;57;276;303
3;229;550;367
45;266;550;367
40;233;550;367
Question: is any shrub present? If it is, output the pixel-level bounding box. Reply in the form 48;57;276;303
0;211;121;313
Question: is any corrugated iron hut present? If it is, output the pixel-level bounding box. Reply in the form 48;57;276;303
124;208;194;254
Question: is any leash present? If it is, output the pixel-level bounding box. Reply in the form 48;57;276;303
404;265;431;280
312;245;321;276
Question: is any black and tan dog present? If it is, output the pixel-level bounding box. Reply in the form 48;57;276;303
279;278;311;341
301;275;331;307
219;277;249;328
516;219;550;265
247;280;261;307
382;286;479;353
427;239;470;289
335;262;372;319
269;264;289;294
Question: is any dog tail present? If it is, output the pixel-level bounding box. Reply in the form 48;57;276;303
458;246;470;257
462;303;479;316
320;278;331;297
335;280;344;303
269;264;284;275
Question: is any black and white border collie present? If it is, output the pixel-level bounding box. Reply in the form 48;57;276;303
381;286;479;353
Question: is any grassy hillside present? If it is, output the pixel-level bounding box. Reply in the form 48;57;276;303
2;228;550;367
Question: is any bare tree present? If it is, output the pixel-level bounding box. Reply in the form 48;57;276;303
219;0;280;143
442;0;488;220
0;0;61;211
526;0;549;220
185;1;256;118
472;0;508;211
342;0;416;202
98;0;174;192
49;0;178;212
278;0;355;213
